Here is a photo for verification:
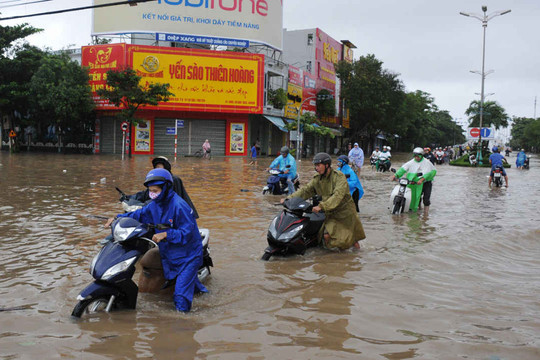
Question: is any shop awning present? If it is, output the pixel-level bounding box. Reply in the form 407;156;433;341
264;115;288;132
327;127;342;137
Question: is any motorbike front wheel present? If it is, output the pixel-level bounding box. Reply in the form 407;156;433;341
261;252;273;261
71;296;112;318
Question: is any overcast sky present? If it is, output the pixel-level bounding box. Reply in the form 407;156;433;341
1;0;538;128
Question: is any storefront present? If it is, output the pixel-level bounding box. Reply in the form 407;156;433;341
82;44;264;156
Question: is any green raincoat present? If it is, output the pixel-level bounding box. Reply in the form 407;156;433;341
395;157;437;211
288;168;366;250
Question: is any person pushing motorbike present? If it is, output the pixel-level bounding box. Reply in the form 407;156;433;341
129;156;198;218
282;152;366;250
391;147;437;215
105;169;207;312
267;146;297;195
336;155;364;212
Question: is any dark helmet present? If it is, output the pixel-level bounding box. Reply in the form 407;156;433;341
144;168;173;187
337;155;349;165
280;146;289;155
312;152;332;165
152;156;172;172
492;146;499;153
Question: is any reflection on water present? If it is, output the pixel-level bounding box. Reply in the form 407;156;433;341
1;151;540;359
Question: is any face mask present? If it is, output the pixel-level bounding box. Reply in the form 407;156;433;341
149;191;161;200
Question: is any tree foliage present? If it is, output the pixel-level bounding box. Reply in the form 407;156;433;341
267;87;287;109
335;54;404;144
284;112;336;138
464;100;509;130
97;67;173;156
29;53;96;144
510;117;539;151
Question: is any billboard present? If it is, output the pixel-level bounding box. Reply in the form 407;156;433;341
284;66;303;119
82;44;265;114
315;28;342;91
81;44;127;108
92;0;283;50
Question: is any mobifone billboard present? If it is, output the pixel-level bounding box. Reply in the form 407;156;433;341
93;0;283;50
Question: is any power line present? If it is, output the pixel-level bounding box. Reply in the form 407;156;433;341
0;0;52;10
0;0;156;21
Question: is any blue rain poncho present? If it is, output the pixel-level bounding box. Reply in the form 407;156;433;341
516;151;526;167
116;183;206;312
269;153;297;179
337;163;364;199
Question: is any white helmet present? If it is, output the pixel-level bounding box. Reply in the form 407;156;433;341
413;147;424;156
387;146;391;151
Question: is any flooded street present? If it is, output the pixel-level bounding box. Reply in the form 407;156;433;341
1;151;539;360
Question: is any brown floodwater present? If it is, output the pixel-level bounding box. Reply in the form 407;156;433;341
0;151;539;360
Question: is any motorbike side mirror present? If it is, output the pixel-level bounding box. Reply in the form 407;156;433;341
285;165;291;168
390;168;396;173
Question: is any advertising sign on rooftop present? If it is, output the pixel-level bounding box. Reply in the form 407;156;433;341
93;0;283;50
82;44;265;114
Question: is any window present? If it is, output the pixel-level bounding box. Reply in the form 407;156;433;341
306;61;312;72
307;33;313;45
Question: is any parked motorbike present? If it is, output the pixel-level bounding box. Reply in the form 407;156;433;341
262;167;300;195
262;196;324;261
71;218;213;318
492;165;505;187
389;169;417;214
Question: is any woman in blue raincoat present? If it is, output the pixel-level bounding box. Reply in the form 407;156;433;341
106;168;206;312
336;155;364;212
516;149;527;169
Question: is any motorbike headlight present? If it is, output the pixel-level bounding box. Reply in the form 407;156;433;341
278;224;304;242
399;178;409;186
102;256;137;280
268;217;278;239
113;225;136;241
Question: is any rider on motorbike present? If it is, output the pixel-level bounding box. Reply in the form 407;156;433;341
423;147;436;164
348;142;364;175
283;152;366;250
391;147;437;214
105;168;207;312
370;146;381;165
336;155;364;212
377;146;392;172
488;146;509;188
267;146;297;195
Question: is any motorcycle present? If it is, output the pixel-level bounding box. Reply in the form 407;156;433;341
492;165;505;187
71;217;213;318
389;169;417;214
261;196;324;261
116;187;151;212
524;156;530;169
435;153;444;165
262;167;300;195
377;158;391;172
370;155;378;169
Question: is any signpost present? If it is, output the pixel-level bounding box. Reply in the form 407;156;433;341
175;119;183;162
120;121;129;160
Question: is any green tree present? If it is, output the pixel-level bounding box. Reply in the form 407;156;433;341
465;100;509;129
522;119;540;151
509;117;534;149
97;67;173;157
29;53;96;147
267;88;287;109
335;54;405;148
284;111;336;138
0;22;43;141
316;89;336;117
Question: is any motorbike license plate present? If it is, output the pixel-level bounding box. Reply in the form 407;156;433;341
494;173;501;177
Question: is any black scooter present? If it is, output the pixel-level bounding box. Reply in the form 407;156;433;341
262;196;324;261
492;165;505;187
72;218;212;318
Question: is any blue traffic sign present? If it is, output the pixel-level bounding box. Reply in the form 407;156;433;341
176;120;184;128
480;128;491;137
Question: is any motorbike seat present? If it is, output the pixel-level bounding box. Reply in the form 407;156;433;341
304;212;325;235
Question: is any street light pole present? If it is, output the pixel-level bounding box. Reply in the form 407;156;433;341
460;6;510;162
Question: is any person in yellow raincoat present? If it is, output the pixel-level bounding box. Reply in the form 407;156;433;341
283;152;366;250
391;147;437;214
